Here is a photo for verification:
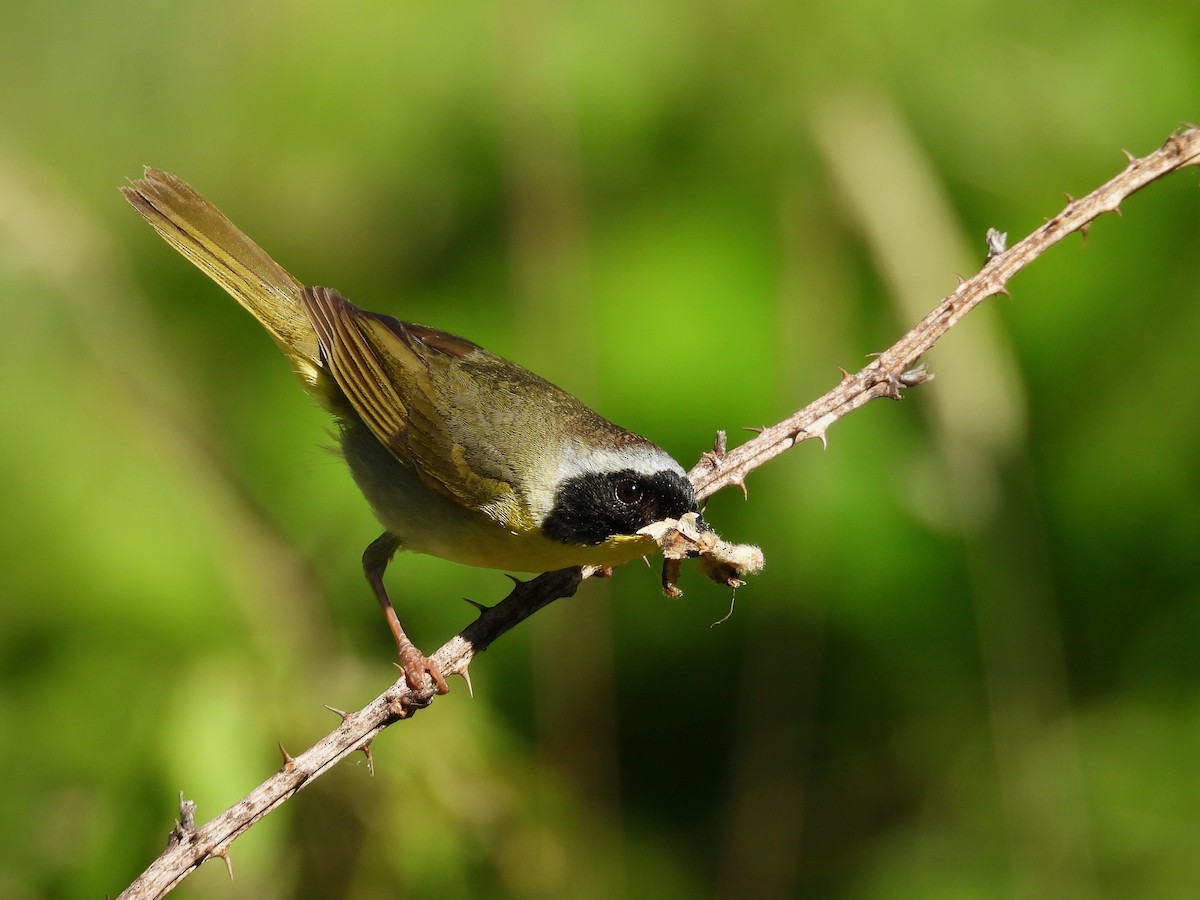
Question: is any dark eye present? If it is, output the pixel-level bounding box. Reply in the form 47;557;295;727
614;477;642;505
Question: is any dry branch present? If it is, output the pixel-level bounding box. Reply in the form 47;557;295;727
116;126;1200;900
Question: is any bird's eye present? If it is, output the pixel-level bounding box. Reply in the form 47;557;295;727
614;477;642;505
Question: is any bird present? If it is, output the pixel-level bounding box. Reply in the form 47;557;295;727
122;168;704;693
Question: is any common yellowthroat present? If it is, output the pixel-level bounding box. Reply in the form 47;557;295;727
123;169;703;693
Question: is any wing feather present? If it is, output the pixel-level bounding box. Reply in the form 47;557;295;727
300;286;527;525
302;286;406;444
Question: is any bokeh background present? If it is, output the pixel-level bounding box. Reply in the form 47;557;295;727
2;2;1199;898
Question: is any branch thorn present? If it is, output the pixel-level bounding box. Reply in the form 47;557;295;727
361;741;375;776
278;743;296;772
463;597;490;616
213;846;233;880
324;704;350;722
457;665;475;698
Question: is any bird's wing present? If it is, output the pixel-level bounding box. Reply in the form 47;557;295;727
300;286;526;523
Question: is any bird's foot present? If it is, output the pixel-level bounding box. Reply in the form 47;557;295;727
398;642;449;695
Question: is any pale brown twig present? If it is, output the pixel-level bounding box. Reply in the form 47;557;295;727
689;127;1200;501
115;126;1200;900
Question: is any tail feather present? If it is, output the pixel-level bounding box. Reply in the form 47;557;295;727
122;168;325;392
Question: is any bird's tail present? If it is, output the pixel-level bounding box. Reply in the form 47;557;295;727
122;167;327;395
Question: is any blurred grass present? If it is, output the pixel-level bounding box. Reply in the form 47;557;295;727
2;1;1199;898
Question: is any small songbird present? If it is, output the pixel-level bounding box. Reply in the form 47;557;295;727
123;169;703;693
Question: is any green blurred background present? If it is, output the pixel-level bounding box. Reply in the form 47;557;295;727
2;2;1199;898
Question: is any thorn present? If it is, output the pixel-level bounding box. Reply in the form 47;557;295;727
1112;204;1123;217
742;425;765;435
954;273;967;286
642;555;651;567
994;285;1012;299
213;847;233;880
458;665;475;698
324;704;350;722
504;573;525;586
816;430;829;450
734;479;748;500
1063;192;1076;204
711;430;727;455
836;365;853;383
278;743;295;772
1121;148;1137;164
463;597;490;615
361;741;375;776
1079;221;1091;247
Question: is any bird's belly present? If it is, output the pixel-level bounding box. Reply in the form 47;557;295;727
405;514;655;572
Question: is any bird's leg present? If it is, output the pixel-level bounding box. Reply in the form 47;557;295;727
363;533;448;694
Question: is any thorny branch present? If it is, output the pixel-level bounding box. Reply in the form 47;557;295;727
116;126;1200;900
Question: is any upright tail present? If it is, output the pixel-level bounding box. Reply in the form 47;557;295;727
122;168;326;394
